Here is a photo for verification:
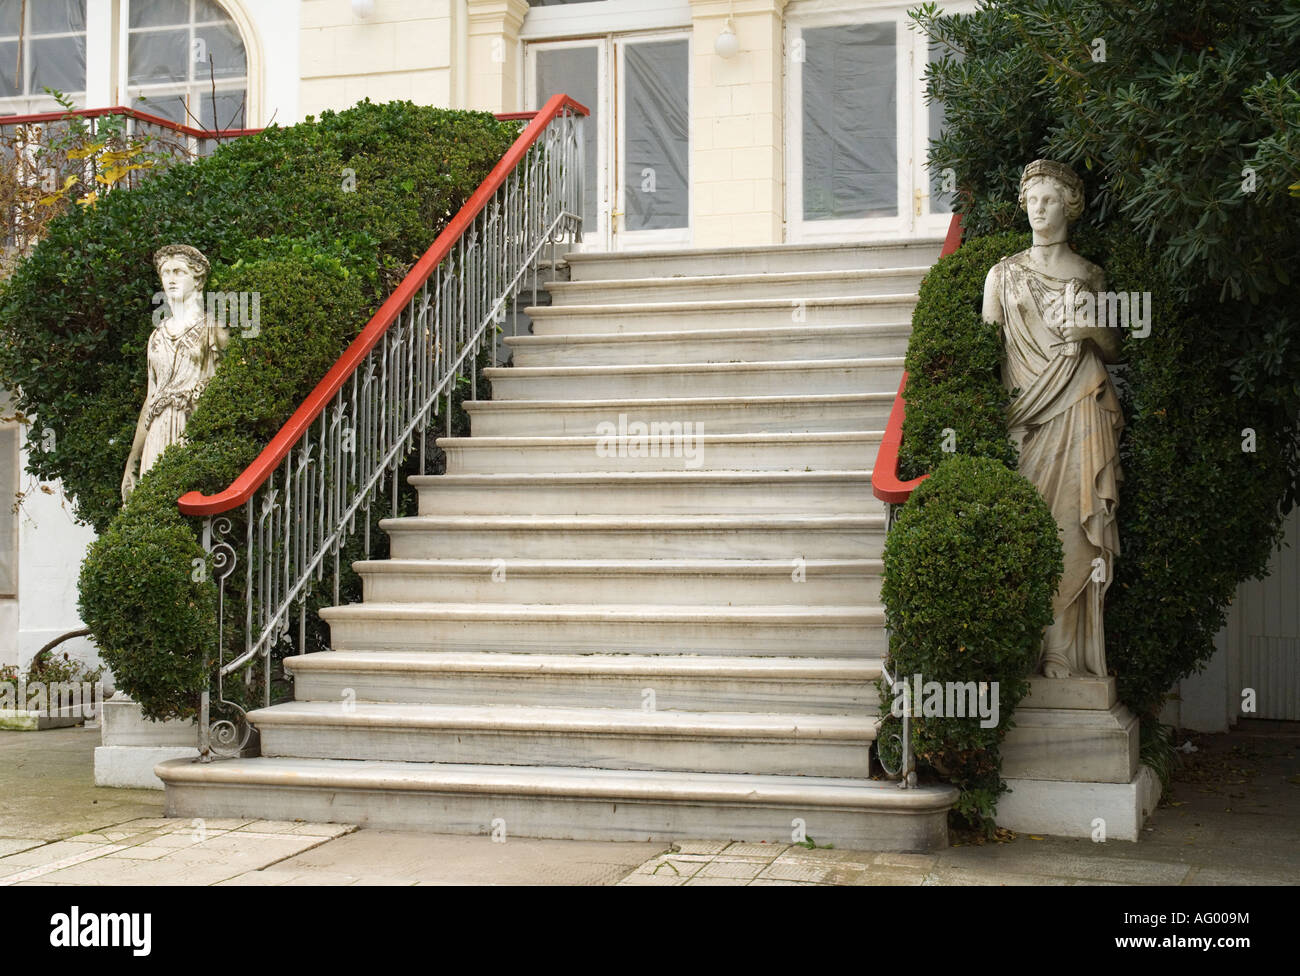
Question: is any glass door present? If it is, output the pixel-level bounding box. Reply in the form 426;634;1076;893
526;31;691;251
613;34;691;249
526;39;606;248
785;11;959;242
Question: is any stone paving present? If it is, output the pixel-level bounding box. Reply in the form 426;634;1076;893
0;721;1295;885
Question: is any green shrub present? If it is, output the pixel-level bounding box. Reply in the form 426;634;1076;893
908;0;1297;725
879;455;1062;834
898;231;1025;480
0;100;519;534
0;101;520;722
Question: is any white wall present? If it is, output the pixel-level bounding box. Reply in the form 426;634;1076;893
6;424;98;676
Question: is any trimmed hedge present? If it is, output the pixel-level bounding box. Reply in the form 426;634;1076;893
0;101;519;721
879;455;1062;835
0;100;519;534
897;231;1025;480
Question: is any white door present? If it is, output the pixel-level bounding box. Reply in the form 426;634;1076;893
785;9;959;242
526;31;691;251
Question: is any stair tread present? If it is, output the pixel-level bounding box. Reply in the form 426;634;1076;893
563;238;944;263
319;602;883;621
546;267;931;291
437;430;884;447
485;356;904;377
525;294;918;315
506;323;909;346
353;557;882;573
285;650;882;677
158;757;957;809
464;392;894;410
408;470;873;485
248;700;878;737
382;513;883;528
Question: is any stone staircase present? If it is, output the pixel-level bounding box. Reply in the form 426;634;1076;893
159;239;960;850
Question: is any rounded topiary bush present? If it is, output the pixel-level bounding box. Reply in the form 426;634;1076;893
879;454;1063;834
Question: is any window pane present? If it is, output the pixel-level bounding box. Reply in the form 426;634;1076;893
194;0;229;22
130;0;190;29
535;46;597;229
0;1;18;38
195;20;245;79
199;88;245;129
802;22;896;221
32;0;86;34
129;28;188;86
134;90;188;125
623;40;689;231
30;36;86;95
927;40;962;215
0;40;17;95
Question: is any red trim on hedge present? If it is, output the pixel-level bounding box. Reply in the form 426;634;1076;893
870;212;965;504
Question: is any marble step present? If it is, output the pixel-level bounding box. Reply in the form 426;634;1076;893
525;295;916;335
484;357;905;400
546;267;929;304
463;393;894;436
381;513;887;560
285;650;882;714
317;602;886;657
563;238;944;281
409;471;879;516
437;431;883;474
353;558;882;606
158;758;957;850
506;323;909;367
248;701;876;777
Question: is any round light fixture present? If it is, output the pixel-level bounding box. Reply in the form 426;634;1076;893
352;0;375;19
714;18;739;58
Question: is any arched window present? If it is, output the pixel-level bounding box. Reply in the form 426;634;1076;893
126;0;247;129
0;1;88;113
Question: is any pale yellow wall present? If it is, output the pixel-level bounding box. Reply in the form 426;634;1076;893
299;0;455;119
688;0;789;247
466;0;530;114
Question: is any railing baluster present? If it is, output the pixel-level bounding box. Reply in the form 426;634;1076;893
189;102;587;756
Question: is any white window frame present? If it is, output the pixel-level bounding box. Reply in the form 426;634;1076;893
119;0;250;130
784;0;975;243
0;2;89;115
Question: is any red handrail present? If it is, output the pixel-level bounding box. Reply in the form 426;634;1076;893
870;212;965;504
0;104;262;139
177;93;590;517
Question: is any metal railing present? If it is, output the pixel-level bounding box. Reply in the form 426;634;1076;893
177;94;588;760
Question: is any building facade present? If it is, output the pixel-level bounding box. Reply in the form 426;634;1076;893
0;0;1293;730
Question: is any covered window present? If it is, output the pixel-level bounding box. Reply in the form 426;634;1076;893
0;0;88;113
126;0;247;129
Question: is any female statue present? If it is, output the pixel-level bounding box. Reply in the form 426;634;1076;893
121;245;228;501
981;160;1124;678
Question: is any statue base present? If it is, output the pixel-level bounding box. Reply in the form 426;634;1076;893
996;677;1161;840
93;693;197;790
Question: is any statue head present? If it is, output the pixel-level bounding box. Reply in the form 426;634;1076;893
153;244;209;306
1018;159;1085;235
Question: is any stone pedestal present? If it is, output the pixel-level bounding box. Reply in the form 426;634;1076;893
997;677;1161;841
94;693;197;790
